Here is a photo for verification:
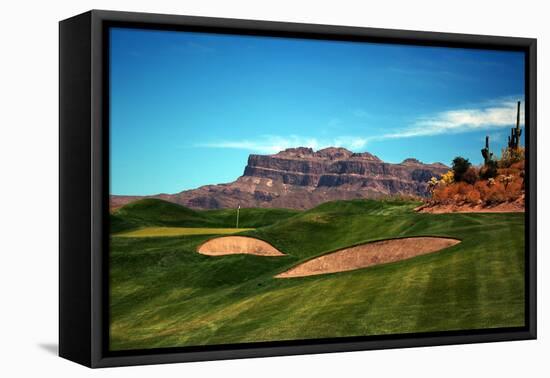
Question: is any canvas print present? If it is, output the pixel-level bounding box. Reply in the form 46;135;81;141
109;27;526;351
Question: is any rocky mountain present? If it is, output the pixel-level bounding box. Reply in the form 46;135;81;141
111;147;448;210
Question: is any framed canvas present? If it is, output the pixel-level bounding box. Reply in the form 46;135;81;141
59;10;537;368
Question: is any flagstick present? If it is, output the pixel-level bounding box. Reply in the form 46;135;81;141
236;205;240;229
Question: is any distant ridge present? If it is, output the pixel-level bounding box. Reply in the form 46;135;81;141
111;147;448;210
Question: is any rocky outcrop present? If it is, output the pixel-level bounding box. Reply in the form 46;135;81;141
111;147;448;210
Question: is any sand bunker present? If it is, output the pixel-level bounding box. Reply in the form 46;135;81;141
197;236;285;256
276;237;460;278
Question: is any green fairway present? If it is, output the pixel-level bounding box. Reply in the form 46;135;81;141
110;198;525;351
115;227;254;238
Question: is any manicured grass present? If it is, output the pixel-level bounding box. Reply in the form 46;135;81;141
110;199;215;233
204;207;300;228
116;227;254;238
111;198;300;233
109;198;525;351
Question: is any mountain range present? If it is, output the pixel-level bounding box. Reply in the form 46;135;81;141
111;147;448;210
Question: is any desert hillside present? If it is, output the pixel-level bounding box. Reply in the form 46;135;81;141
418;129;525;213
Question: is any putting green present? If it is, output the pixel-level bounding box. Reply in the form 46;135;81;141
115;227;254;238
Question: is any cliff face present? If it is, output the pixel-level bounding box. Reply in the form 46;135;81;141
111;147;448;210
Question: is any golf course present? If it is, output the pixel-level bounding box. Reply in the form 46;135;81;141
109;198;525;351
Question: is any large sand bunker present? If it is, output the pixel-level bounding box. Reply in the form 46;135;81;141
197;236;285;256
276;237;460;278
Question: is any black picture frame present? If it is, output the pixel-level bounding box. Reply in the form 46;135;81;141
59;9;537;368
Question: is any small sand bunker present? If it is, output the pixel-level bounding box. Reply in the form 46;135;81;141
276;237;460;278
197;236;285;256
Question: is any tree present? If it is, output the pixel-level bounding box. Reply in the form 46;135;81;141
480;159;498;180
452;156;472;182
462;167;479;185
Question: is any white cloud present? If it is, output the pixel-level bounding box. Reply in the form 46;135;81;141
197;98;524;153
198;135;369;154
380;99;524;139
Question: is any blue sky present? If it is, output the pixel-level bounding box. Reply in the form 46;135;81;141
110;27;525;195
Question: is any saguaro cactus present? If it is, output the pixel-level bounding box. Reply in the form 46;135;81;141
507;101;522;150
481;135;493;165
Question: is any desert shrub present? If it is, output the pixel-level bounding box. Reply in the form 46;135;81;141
484;181;507;204
446;184;461;201
427;177;439;193
480;160;498;180
462;167;479;184
432;185;452;204
452;156;472;182
466;189;481;204
474;181;490;200
455;182;471;197
444;187;453;201
504;179;523;201
499;174;514;189
447;182;478;203
440;170;454;185
498;167;521;176
431;188;443;203
429;154;525;207
499;147;525;168
510;160;525;170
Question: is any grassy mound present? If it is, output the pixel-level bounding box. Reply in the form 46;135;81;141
109;198;524;350
111;198;300;234
113;198;212;227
